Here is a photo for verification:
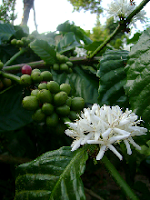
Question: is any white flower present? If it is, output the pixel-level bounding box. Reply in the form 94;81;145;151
65;121;93;151
74;47;87;57
106;0;147;26
87;128;129;160
65;104;147;160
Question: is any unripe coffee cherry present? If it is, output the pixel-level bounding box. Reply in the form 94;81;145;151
22;96;39;111
20;74;32;86
71;97;85;111
2;78;12;87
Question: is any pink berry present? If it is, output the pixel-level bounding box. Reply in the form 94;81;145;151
22;65;32;75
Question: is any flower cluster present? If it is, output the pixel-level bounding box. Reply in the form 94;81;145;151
65;104;147;160
74;47;87;57
106;0;147;27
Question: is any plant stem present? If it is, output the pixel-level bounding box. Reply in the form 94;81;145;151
126;0;150;23
101;156;139;200
88;0;150;59
3;60;45;72
3;57;101;73
1;71;20;83
4;48;27;67
88;25;121;59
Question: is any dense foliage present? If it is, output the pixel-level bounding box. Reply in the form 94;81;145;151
67;0;102;14
0;8;150;200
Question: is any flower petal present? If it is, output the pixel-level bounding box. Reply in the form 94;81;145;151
102;128;112;138
113;127;130;136
108;144;123;160
96;145;106;160
128;137;141;150
71;138;83;151
124;139;132;155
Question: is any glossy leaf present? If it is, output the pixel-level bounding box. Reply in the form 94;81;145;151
14;146;88;200
124;28;150;126
97;49;129;107
0;23;15;44
0;85;33;133
30;39;57;65
52;66;99;104
57;20;92;45
57;32;81;53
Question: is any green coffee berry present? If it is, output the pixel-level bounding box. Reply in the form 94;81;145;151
53;91;68;106
32;109;45;122
31;72;43;83
60;63;68;71
60;83;71;95
31;89;39;96
41;71;53;81
56;105;70;116
71;97;85;111
38;82;47;90
42;103;54;115
47;81;60;93
22;96;39;111
37;89;52;103
46;113;59;127
53;63;59;70
20;74;32;86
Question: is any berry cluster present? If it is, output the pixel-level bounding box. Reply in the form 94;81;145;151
11;35;35;48
22;81;85;127
21;66;85;127
20;65;53;86
52;53;73;73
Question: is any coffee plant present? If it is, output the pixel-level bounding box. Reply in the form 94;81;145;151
0;1;150;199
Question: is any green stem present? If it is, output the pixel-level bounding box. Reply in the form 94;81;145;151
88;25;121;59
1;71;20;83
126;0;150;23
3;56;101;73
101;156;139;200
88;0;150;59
4;48;27;67
3;60;45;72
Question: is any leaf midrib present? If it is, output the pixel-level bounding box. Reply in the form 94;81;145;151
49;147;87;200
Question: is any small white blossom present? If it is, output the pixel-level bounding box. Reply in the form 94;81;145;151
106;0;147;26
65;104;147;160
74;47;87;57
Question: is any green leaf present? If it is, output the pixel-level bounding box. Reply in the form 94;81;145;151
124;27;150;126
57;32;81;53
0;85;33;133
52;66;99;104
14;146;88;200
0;23;15;44
57;21;92;45
126;32;142;45
30;39;57;65
13;25;29;39
97;50;129;107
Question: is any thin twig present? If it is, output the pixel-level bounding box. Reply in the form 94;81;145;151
3;57;101;73
88;0;150;59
